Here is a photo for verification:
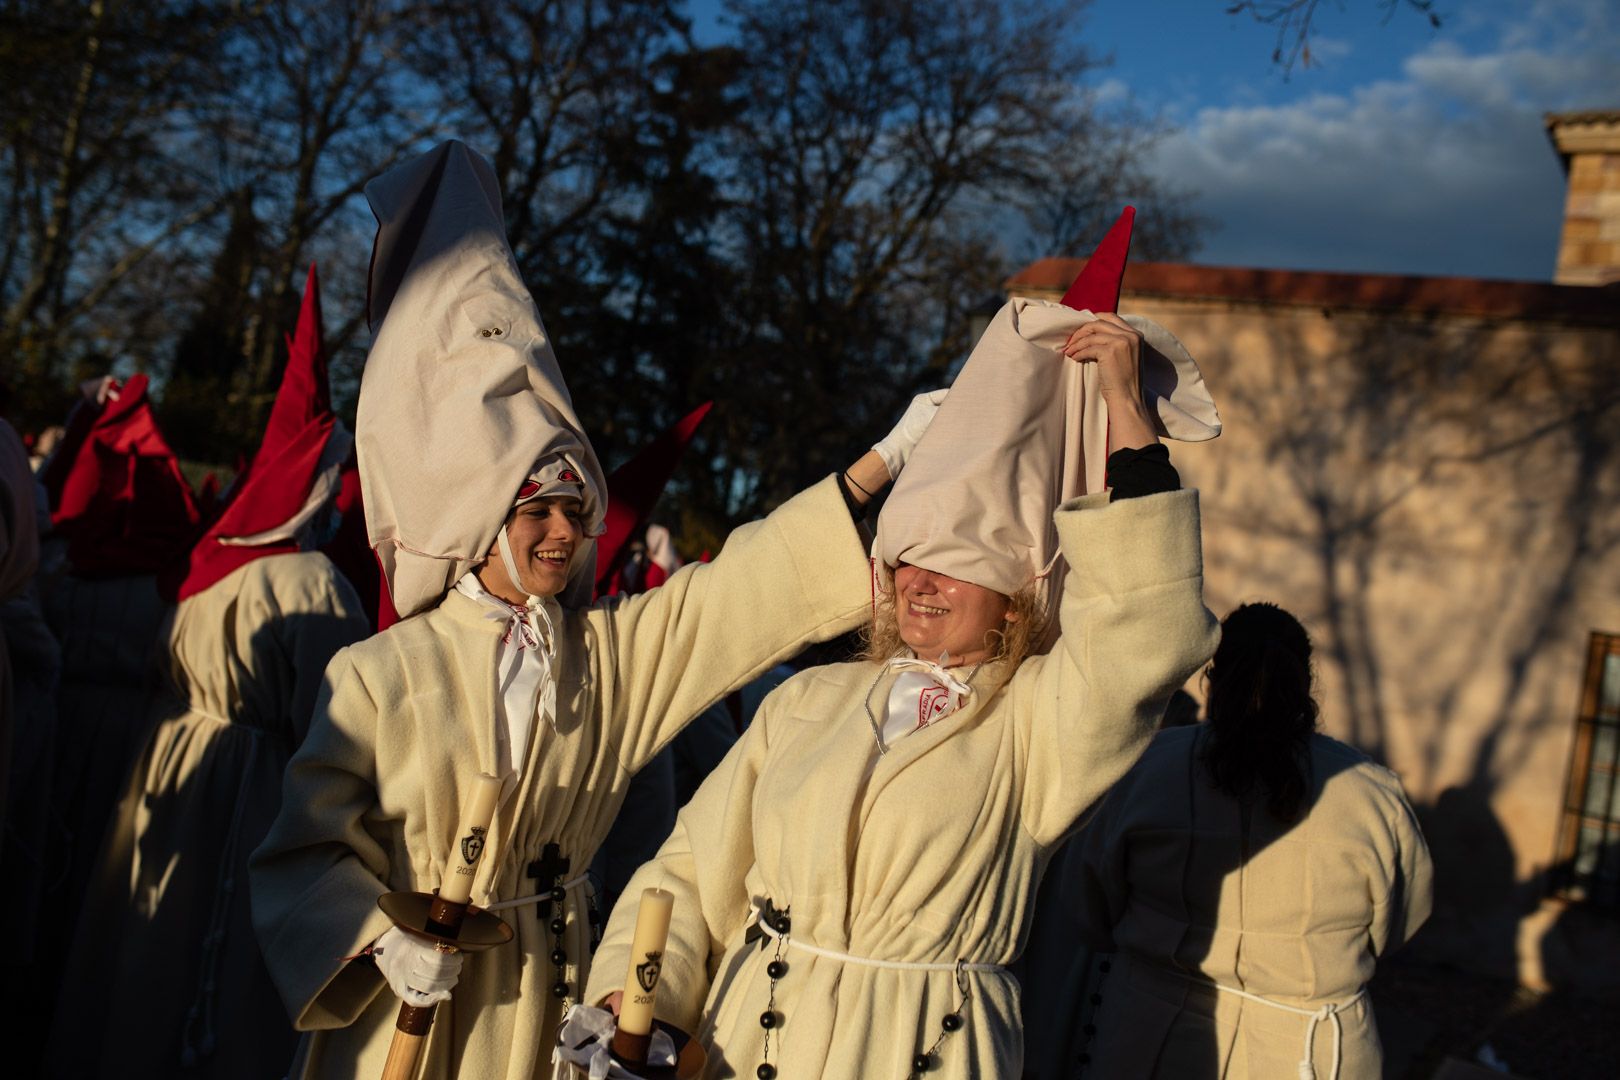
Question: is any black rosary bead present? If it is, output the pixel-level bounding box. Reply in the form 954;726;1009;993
550;948;567;966
912;1052;932;1072
756;1066;777;1080
550;885;567;902
551;981;569;999
759;1009;777;1030
941;1012;963;1032
766;959;788;979
549;916;566;935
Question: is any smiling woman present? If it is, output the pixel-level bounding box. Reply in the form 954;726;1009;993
246;142;911;1080
478;491;587;604
585;213;1225;1078
891;565;1013;665
864;574;1043;674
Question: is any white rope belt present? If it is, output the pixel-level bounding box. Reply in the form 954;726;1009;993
1171;969;1364;1080
752;908;1003;975
485;872;592;912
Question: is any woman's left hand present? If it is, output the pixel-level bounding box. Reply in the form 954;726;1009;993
1061;313;1144;408
1062;313;1159;453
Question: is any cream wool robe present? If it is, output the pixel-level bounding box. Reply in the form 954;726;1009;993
47;552;368;1079
586;488;1219;1079
249;476;871;1080
1072;726;1433;1079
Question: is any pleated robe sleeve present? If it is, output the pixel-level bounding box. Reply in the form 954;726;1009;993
249;648;397;1028
584;698;777;1034
593;474;870;775
1010;487;1218;849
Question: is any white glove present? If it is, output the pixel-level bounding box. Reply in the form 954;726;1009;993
372;924;463;1008
872;389;949;480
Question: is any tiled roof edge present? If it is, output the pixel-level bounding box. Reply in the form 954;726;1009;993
1004;258;1620;325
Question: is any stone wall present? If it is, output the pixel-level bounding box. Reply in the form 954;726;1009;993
1016;280;1620;990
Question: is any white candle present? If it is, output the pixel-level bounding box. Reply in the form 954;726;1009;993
440;772;501;905
617;888;676;1038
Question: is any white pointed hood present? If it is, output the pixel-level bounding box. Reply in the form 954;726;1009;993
874;300;1220;635
356;140;606;618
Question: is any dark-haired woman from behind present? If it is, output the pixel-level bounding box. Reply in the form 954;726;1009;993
1072;602;1433;1080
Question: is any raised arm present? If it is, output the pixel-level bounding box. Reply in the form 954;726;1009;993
599;391;949;774
1002;315;1217;846
597;476;869;774
841;388;948;510
1011;487;1218;848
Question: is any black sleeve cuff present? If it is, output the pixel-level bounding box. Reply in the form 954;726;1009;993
1107;443;1179;501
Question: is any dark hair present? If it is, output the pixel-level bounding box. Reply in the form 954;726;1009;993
1200;602;1319;822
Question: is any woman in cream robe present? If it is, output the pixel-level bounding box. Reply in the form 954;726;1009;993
587;486;1214;1078
250;476;873;1080
1071;604;1433;1080
246;140;907;1080
585;208;1221;1079
47;552;369;1078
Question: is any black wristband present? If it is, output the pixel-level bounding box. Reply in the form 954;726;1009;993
837;473;867;520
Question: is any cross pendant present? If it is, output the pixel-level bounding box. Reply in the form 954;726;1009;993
528;842;569;919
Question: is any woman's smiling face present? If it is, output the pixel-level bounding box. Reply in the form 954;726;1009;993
500;495;583;597
892;563;1014;667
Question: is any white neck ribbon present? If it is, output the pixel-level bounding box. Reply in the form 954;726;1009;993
880;655;972;747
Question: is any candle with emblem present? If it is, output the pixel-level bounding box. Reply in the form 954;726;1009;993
379;770;506;1080
611;887;676;1065
439;772;501;906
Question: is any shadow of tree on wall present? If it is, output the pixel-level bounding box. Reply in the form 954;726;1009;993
1006;285;1620;1076
1211;303;1620;791
1197;300;1620;1072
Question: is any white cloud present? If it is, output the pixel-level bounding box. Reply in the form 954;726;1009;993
1301;34;1353;67
1091;77;1131;107
1156;2;1620;279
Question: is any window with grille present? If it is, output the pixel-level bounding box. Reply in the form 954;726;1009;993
1553;632;1620;909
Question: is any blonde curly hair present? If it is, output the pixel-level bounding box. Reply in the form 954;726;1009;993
861;574;1046;672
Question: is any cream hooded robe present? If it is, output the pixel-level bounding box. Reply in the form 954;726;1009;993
250;480;872;1080
1071;726;1433;1079
585;488;1220;1078
248;141;876;1080
48;552;369;1079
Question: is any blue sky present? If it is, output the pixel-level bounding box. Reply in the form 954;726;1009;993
689;0;1620;281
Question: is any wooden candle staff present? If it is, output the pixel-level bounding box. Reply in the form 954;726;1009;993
611;888;676;1068
377;773;513;1080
